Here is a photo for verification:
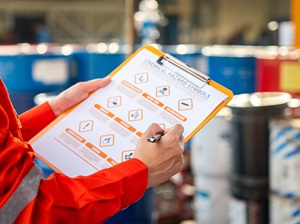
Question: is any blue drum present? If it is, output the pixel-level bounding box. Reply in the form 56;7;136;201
199;45;257;95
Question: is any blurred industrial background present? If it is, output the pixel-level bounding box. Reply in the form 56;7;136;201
1;0;300;223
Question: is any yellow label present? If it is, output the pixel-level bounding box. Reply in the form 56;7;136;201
280;62;300;92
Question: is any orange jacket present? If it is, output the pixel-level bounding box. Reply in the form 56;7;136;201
0;79;148;223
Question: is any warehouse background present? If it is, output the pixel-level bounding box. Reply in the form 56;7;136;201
1;0;299;224
0;0;290;45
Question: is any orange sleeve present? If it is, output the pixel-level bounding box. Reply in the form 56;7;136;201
15;158;148;224
19;102;57;141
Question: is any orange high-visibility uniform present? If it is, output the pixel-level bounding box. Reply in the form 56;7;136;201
0;79;148;223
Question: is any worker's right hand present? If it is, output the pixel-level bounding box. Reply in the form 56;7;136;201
133;123;185;188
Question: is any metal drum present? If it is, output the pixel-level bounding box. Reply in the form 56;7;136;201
256;47;300;98
227;92;291;224
199;45;257;95
71;43;127;82
0;44;73;113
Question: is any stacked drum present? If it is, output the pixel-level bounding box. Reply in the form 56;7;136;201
227;92;291;224
190;107;232;224
269;101;300;223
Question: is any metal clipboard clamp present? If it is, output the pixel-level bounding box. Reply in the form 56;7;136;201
156;53;210;89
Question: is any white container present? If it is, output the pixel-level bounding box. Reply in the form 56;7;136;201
193;175;230;224
270;194;300;224
269;118;300;198
190;107;232;177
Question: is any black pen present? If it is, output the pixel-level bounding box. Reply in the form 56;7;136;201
147;133;164;143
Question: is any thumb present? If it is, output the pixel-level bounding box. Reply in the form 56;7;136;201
86;77;111;92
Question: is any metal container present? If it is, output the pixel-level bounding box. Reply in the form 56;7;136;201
228;92;291;177
199;45;257;95
0;44;74;113
256;47;300;98
227;92;291;223
71;43;127;82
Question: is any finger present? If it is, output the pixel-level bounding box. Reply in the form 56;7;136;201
179;134;184;143
88;77;111;91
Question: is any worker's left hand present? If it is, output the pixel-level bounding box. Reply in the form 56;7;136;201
48;77;111;117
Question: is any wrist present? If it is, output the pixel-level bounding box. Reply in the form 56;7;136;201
48;98;62;117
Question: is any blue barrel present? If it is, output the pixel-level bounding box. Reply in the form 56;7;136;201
71;44;127;82
0;44;74;113
104;188;155;224
199;45;257;95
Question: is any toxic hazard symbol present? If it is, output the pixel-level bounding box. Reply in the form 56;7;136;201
156;85;170;97
100;134;114;147
128;109;143;122
135;72;148;84
178;98;193;111
79;120;94;132
122;150;135;161
108;96;121;108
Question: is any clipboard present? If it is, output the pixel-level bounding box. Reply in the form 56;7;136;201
30;45;233;177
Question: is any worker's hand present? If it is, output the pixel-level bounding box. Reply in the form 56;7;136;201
48;77;111;117
133;123;185;188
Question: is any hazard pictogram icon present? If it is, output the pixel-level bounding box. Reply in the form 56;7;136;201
135;72;148;84
178;98;193;111
108;96;122;108
128;109;143;121
156;85;170;97
79;120;94;132
100;134;114;147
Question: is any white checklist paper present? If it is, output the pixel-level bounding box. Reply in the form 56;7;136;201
30;46;231;177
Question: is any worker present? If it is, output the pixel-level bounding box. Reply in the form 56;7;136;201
0;77;184;224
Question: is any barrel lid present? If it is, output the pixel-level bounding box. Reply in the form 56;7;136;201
201;45;258;57
227;92;291;108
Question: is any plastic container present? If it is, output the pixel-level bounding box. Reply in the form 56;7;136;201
269;118;300;198
270;194;300;224
190;107;232;177
193;175;230;224
229;196;268;224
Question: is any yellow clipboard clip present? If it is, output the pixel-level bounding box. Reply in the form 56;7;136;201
156;53;210;89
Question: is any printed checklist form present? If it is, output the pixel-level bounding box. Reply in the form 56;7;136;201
30;45;233;177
